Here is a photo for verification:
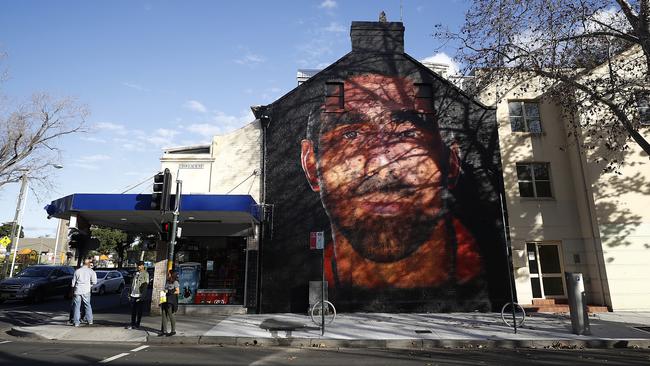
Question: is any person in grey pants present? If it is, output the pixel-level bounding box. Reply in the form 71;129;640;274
159;270;179;336
71;258;97;327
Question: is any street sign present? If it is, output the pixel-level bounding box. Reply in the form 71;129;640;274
310;231;324;250
0;236;10;247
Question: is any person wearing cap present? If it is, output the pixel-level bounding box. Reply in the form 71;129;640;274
127;261;149;329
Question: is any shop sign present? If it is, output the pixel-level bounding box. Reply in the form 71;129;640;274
310;231;324;250
179;163;204;169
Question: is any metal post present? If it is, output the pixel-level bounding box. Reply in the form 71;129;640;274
5;173;29;278
167;180;182;272
499;193;518;334
52;219;62;264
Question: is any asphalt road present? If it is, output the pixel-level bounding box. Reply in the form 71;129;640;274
0;290;135;333
1;295;650;365
0;340;649;365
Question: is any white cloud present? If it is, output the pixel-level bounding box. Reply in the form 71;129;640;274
80;136;107;143
234;48;266;66
186;123;223;137
72;154;111;170
94;122;128;135
323;22;345;33
183;100;207;113
420;52;461;75
319;0;337;9
78;154;111;163
122;82;150;92
185;109;255;138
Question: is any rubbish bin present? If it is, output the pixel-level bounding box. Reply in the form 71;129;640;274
565;272;591;335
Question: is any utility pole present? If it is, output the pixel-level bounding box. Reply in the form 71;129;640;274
3;172;29;278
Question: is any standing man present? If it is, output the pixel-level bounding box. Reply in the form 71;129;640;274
71;257;97;327
127;261;149;329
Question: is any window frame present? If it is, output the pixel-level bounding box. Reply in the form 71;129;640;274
324;81;344;112
635;91;650;126
507;100;542;133
515;162;553;198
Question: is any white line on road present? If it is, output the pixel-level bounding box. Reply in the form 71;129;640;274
99;353;129;363
0;340;11;344
130;345;149;352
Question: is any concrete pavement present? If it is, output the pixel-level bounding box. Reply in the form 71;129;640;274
9;311;650;349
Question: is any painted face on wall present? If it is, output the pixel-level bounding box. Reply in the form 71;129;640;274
302;74;458;263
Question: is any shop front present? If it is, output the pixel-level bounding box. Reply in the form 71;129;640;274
45;193;261;314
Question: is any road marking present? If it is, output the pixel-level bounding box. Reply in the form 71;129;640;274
130;345;149;352
99;353;129;363
0;340;11;344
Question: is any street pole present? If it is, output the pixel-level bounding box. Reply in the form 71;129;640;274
52;219;62;264
167;180;182;272
4;173;29;278
499;193;518;334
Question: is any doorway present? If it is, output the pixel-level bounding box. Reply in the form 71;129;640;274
527;242;567;299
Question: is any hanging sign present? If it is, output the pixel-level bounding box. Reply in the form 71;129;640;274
310;231;324;250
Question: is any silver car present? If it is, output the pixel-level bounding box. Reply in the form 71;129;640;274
91;270;125;295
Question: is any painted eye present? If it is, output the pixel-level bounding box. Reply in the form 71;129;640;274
342;130;358;139
398;130;419;138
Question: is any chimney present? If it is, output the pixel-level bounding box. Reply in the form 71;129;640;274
350;21;405;54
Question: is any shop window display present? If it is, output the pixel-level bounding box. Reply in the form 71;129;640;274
175;237;246;305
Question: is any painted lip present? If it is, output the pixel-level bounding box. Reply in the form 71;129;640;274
358;200;409;216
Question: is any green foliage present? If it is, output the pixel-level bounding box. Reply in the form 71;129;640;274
91;226;127;255
0;222;25;239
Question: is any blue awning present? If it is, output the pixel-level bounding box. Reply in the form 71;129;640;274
45;193;260;235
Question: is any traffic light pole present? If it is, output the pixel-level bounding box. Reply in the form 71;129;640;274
167;179;182;272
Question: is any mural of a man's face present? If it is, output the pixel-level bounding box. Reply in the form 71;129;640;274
301;74;458;263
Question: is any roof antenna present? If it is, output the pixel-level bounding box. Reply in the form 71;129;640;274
400;0;403;21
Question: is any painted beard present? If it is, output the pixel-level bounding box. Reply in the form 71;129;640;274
337;210;441;262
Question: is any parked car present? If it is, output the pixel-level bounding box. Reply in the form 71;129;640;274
0;265;75;303
94;267;134;286
91;270;125;295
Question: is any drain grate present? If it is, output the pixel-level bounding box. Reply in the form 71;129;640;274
633;327;650;334
414;330;432;334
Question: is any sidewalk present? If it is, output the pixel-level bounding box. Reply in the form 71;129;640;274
10;311;650;349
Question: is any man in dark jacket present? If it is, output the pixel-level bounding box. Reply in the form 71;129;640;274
126;261;149;329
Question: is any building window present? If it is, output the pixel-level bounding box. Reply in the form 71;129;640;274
508;101;541;133
516;162;552;198
325;82;344;111
635;92;650;125
414;83;434;113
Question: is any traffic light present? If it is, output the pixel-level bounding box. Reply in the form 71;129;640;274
152;168;172;211
160;221;172;241
68;228;83;250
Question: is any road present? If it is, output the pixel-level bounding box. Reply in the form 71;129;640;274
0;295;649;365
0;339;649;365
0;290;134;333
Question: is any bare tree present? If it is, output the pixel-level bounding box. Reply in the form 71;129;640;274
0;92;88;192
437;0;650;171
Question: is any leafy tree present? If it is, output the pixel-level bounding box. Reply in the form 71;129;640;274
0;222;24;238
90;226;127;256
437;0;650;171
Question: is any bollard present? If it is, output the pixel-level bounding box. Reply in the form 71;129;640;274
565;272;591;335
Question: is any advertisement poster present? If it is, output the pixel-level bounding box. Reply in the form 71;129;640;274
178;262;201;304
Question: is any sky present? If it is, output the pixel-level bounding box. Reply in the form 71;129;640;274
0;0;468;238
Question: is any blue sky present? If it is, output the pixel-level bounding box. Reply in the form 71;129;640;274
0;0;468;237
